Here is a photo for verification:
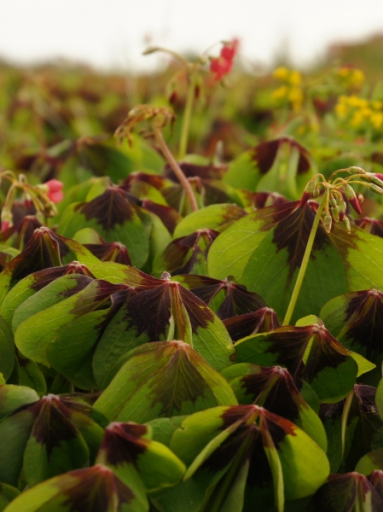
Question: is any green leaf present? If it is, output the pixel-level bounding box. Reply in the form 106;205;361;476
173;204;247;238
94;341;237;423
58;188;150;268
97;422;186;492
3;464;149;512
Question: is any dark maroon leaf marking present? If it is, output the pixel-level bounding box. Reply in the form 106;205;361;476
252;140;280;175
177;284;214;331
221;405;259;428
312;473;382;512
100;422;148;467
77;187;134;231
120;172;167;192
29;396;78;456
224;307;280;341
122;284;171;340
272;201;330;281
142;199;181;234
201;424;258;474
354;384;378;415
356;218;383;238
160;229;219;275
241;366;302;422
4;227;64;286
260;408;298;448
61;465;134;512
262;326;312;376
164;162;226;181
369;471;383;500
148;343;209;416
343;289;383;359
85;241;131;265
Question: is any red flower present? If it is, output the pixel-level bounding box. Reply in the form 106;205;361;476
45;179;64;203
210;39;238;81
220;39;238;61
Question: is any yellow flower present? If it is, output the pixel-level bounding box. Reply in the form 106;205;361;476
273;85;288;100
288;87;303;111
350;110;364;127
371;112;383;129
350;69;364;86
273;66;289;80
289;70;301;86
335;102;348;118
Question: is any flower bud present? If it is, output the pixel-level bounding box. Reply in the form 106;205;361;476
1;206;13;232
324;214;332;233
370;184;383;195
343;216;351;233
331;206;340;222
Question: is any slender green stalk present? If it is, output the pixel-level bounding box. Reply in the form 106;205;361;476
153;125;198;212
282;189;329;325
178;71;196;160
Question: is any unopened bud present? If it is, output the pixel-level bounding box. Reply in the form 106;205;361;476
370;184;383;195
312;187;320;198
343;216;351;233
366;173;383;187
331;206;340;222
324;214;332;233
349;166;366;174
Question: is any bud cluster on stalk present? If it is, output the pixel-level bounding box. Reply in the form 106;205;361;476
0;171;64;232
301;166;383;233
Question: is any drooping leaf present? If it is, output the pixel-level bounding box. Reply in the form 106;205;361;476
221;363;327;451
93;274;234;386
3;464;149;512
321;288;383;385
209;199;349;321
311;472;383;512
174;274;266;320
234;322;359;402
0;227;98;307
224;307;280;341
96;422;186;492
173;203;247;238
169;405;329;512
0;394;105;487
14;276;127;366
224;137;316;199
94;340;237;423
152;229;219;277
58;186;150;268
1;261;95;323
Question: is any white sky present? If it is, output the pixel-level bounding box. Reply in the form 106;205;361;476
1;0;383;71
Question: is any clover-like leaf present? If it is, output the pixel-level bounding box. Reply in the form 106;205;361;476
0;394;105;487
4;464;149;512
234;322;360;402
94;340;237;423
96;422;186;492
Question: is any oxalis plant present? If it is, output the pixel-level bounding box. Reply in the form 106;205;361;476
283;167;383;325
2;44;383;512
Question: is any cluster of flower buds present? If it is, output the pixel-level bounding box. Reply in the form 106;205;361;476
300;166;383;234
0;175;64;232
209;39;238;81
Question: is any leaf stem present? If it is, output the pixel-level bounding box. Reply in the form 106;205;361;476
178;71;196;160
153;124;198;211
282;189;329;325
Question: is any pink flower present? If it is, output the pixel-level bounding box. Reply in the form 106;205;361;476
1;221;10;233
45;179;64;203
